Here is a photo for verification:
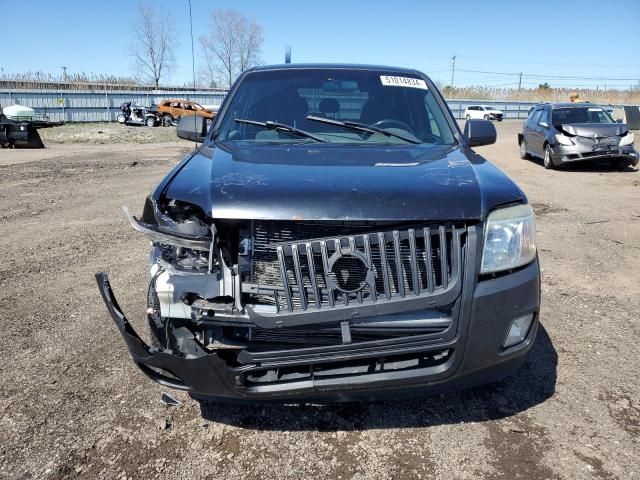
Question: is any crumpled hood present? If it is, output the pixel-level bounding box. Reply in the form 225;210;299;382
558;123;628;137
162;142;524;221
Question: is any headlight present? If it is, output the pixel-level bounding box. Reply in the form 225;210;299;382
619;131;634;146
481;204;536;274
554;133;574;146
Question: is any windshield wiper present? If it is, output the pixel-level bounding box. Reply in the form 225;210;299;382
234;118;326;142
306;115;421;144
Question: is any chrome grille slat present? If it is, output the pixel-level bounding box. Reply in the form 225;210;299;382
276;246;293;312
439;225;448;289
291;244;307;311
305;242;321;309
392;230;405;297
320;240;335;307
378;232;392;300
423;227;434;293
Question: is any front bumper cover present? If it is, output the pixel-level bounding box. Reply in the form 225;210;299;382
550;144;638;166
95;257;541;403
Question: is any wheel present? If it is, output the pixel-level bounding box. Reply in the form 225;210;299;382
613;159;629;171
519;138;530;159
544;145;555;169
116;113;126;124
483;114;490;120
162;114;173;127
145;116;156;127
465;114;471;120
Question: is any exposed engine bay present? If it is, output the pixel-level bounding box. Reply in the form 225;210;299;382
126;195;463;366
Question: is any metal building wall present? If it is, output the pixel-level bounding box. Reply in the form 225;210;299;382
0;88;228;122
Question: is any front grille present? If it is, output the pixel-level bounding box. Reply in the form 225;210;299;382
248;221;465;313
574;136;618;148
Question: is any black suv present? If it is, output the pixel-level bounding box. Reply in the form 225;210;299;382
518;103;638;169
97;64;540;402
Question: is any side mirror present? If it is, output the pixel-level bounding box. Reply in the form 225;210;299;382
615;119;623;123
463;119;496;147
538;121;549;128
177;115;207;142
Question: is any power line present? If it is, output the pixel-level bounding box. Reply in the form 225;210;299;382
456;68;638;82
454;54;640;70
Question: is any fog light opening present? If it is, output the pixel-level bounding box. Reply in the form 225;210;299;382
503;314;534;348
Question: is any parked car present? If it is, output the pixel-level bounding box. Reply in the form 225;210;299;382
157;99;216;126
117;102;161;127
518;103;638;170
464;105;503;121
97;64;540;403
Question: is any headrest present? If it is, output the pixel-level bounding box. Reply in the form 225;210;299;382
319;98;340;114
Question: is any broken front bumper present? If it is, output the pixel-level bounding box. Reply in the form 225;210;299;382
550;144;638;166
96;257;540;403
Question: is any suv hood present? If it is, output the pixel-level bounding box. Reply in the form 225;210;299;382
557;123;628;137
161;143;524;221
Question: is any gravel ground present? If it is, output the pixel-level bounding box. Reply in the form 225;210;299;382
0;121;638;479
39;122;185;144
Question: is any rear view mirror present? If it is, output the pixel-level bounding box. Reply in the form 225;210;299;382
463;119;496;147
177;115;207;142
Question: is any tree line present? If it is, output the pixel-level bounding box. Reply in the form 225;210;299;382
132;2;263;89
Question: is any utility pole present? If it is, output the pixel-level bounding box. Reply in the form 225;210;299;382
518;72;522;91
450;55;456;88
60;66;68;82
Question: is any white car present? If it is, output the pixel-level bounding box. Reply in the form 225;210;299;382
464;105;504;121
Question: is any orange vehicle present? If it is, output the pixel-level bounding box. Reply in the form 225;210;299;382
156;99;216;126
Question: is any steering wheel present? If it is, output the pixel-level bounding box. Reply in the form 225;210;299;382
370;118;414;132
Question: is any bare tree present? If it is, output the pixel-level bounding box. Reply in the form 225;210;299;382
199;9;263;89
131;1;176;88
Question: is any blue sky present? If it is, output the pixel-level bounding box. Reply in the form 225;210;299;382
2;0;639;89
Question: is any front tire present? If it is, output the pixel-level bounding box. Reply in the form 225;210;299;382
484;114;490;120
544;145;555;169
162;114;173;127
116;113;126;124
613;159;629;171
145;116;156;127
465;114;471;120
519;138;530;159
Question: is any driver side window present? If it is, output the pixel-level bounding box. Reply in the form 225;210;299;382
529;109;542;127
538;109;549;125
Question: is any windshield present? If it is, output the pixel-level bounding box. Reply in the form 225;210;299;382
215;68;456;146
552;107;614;125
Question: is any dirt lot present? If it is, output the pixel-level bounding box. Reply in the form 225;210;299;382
0;121;638;479
39;122;183;145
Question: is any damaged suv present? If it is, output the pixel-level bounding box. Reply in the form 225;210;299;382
97;64;540;402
